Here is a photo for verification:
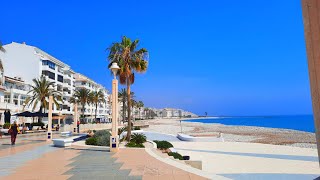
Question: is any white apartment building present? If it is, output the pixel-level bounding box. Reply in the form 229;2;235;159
0;76;33;124
74;73;111;123
0;42;111;124
148;108;198;119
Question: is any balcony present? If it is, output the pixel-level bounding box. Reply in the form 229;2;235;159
63;82;71;87
64;74;72;80
42;65;55;73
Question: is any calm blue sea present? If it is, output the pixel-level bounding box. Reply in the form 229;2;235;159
185;115;315;133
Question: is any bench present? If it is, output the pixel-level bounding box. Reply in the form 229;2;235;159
52;139;74;147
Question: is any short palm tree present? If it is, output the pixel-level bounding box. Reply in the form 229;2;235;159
70;88;91;122
118;88;127;123
107;36;148;141
25;76;63;123
89;90;105;123
131;99;137;120
136;101;144;120
0;41;6;80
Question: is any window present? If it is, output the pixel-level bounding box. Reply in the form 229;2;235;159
57;85;63;91
4;95;10;103
42;71;55;80
42;60;56;70
13;94;18;105
63;105;70;111
20;96;26;105
58;75;63;83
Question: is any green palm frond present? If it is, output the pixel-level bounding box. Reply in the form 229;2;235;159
107;36;149;86
71;88;91;115
25;76;63;112
107;36;149;141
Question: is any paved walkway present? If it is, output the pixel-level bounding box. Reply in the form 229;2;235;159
0;134;208;180
171;141;320;180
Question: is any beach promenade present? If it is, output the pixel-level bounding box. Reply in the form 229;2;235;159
172;141;320;179
0;134;209;180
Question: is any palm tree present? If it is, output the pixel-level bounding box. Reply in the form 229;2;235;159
107;36;148;141
118;88;135;123
144;108;150;119
131;99;137;121
89;90;105;123
136;101;144;120
118;88;127;123
70;88;91;122
24;76;63;123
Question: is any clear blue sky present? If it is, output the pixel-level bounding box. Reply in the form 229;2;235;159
1;0;312;116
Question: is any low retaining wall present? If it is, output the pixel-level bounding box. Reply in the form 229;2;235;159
177;133;224;142
62;124;112;132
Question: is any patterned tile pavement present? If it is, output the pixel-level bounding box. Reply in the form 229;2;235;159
0;134;208;180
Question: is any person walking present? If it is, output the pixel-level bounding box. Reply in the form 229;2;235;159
77;120;80;133
9;121;20;145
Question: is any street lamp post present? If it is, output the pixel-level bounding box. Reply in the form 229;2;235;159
110;62;120;152
47;95;53;141
74;102;78;133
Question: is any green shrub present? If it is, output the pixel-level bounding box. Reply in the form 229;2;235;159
96;134;110;146
168;152;183;160
85;130;111;147
92;130;111;146
93;130;111;138
153;140;173;150
134;126;141;130
131;133;147;144
3;123;11;129
126;142;145;148
85;137;97;145
31;122;45;127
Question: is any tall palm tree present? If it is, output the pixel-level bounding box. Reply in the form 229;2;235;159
25;76;63;123
70;88;91;122
89;90;105;123
107;36;148;141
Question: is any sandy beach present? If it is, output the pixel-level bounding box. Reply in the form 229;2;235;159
140;118;317;149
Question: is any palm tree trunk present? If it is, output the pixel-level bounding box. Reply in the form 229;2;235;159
38;106;43;124
95;103;97;123
82;103;85;123
122;98;126;124
126;82;132;141
139;108;141;120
